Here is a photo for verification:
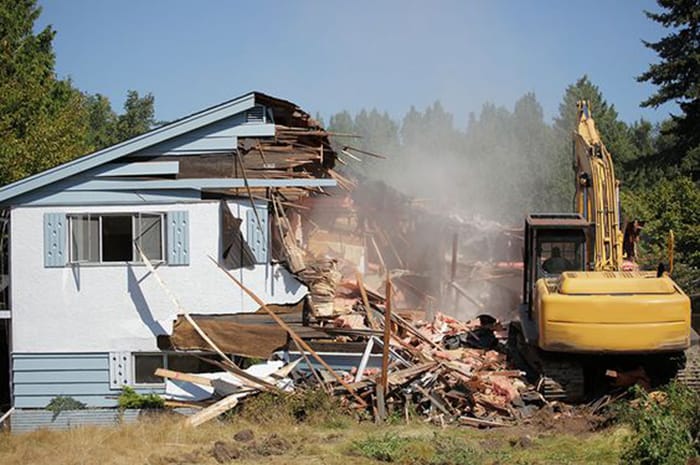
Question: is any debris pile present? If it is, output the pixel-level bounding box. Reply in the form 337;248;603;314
157;265;552;428
138;100;537;427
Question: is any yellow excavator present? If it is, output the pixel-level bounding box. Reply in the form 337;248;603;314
509;100;698;400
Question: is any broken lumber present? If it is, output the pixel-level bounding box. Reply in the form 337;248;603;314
154;368;213;387
208;255;367;407
342;145;388;159
356;270;379;330
458;416;508;428
381;276;392;398
185;394;241;427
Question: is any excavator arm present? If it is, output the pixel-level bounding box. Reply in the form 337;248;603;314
572;100;623;271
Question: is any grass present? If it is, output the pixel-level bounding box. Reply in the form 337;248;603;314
0;413;626;465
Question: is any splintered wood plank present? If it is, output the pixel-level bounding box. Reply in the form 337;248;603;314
154;368;213;387
185;395;241;427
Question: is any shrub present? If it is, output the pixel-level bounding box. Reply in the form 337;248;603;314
46;396;86;413
352;433;410;462
117;386;164;409
239;388;349;426
621;382;700;465
351;432;480;464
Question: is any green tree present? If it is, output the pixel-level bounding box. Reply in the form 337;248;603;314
0;0;91;185
328;110;354;135
115;90;155;142
551;75;639;209
85;91;156;151
555;76;636;171
622;176;700;293
85;93;118;150
638;0;700;179
328;108;399;179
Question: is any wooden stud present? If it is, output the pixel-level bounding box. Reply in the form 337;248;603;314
381;276;392;400
208;255;367;407
356;270;379;330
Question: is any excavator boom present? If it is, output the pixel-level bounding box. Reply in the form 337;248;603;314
572;101;623;271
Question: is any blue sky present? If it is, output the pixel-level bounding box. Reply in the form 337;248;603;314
37;0;675;127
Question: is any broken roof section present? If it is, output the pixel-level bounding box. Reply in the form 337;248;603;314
0;91;338;206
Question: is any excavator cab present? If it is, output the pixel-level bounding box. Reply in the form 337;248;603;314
522;213;588;318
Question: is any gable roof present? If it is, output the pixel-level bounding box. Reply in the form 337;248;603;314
0;91;307;205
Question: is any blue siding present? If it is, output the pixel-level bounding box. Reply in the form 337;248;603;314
12;353;164;409
14;370;109;383
94;161;180;177
131;114;275;156
10;408;197;433
10;409;142;433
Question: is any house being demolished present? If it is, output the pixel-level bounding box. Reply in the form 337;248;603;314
0;91;527;432
0;93;341;421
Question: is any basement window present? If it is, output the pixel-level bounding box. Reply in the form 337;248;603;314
133;353;220;385
69;213;164;264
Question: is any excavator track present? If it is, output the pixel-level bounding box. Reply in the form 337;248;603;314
537;360;585;401
677;344;700;392
507;322;585;402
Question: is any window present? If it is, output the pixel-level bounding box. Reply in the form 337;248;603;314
133;353;220;385
536;232;586;278
69;213;164;263
133;354;163;384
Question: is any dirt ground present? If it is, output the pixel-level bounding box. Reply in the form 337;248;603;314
0;412;625;465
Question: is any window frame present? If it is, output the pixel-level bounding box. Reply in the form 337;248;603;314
68;212;166;265
131;352;223;387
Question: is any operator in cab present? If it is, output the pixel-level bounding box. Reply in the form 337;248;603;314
542;247;572;274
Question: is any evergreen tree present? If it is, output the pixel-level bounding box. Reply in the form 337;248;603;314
552;76;638;206
638;0;700;179
85;94;118;150
85;91;156;151
115;90;155;142
554;76;636;169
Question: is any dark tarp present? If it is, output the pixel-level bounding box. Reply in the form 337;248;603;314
169;300;327;359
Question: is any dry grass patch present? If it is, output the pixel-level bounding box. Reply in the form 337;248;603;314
0;411;625;465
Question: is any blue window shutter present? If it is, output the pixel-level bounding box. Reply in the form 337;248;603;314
246;206;268;263
44;213;67;267
167;211;189;265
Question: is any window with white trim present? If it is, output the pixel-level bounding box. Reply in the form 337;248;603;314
69;213;164;263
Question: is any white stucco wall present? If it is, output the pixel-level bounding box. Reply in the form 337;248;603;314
10;200;307;352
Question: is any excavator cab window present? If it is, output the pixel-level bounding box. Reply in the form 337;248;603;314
535;231;585;279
